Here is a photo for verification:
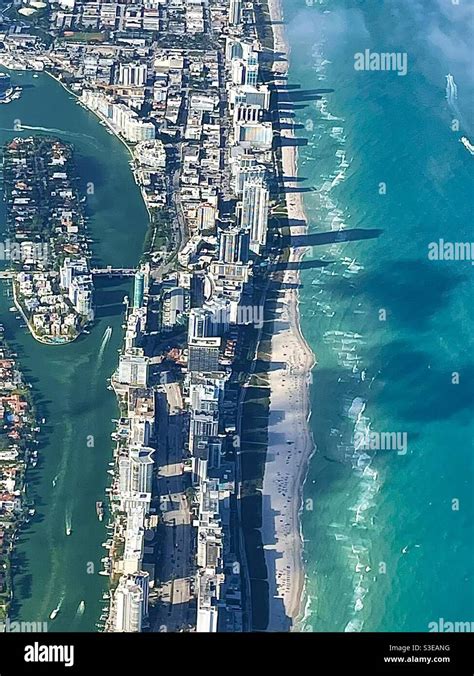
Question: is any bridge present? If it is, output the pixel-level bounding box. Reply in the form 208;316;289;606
0;268;137;279
91;267;136;277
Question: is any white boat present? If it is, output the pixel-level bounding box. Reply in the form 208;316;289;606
66;527;72;536
460;136;474;155
96;501;104;521
49;598;63;620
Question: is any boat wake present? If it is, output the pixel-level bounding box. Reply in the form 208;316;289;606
12;124;100;146
65;509;72;536
444;74;472;137
445;73;458;106
97;326;112;364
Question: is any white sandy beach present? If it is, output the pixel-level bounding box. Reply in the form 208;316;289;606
260;0;316;631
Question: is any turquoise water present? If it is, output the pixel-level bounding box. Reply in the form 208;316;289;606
283;0;474;631
0;71;148;630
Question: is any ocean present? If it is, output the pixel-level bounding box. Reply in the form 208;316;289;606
282;0;474;631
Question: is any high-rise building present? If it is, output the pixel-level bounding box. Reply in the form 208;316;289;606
236;122;273;149
119;447;155;495
218;227;250;264
235;162;266;196
160;286;189;331
230;85;271;111
190;381;222;413
113;572;149;632
60;257;89;290
228;0;241;26
118;63;147;87
72;280;94;320
197;203;217;233
190;272;204;309
118;353;149;387
188;337;221;373
133;572;149;617
234;103;261;124
133;271;145;309
244;52;259;87
188;308;215;342
241;174;269;254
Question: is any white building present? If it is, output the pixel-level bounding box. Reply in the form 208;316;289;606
113;572;149;632
241;174;269;254
118;353;149;387
118;63;148;87
119;447;155;495
228;0;241;26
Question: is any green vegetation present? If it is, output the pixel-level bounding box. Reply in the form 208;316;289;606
4;4;53;46
59;32;107;44
142;207;173;261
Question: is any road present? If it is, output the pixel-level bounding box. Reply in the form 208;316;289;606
153;383;194;632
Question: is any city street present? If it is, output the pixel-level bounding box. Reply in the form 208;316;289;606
153;383;194;632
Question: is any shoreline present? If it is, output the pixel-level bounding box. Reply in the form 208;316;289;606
262;0;316;631
11;280;80;345
1;64;153;225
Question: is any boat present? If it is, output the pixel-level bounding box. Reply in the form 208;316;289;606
49;598;63;620
96;501;105;521
66;527;72;536
460;136;474;155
